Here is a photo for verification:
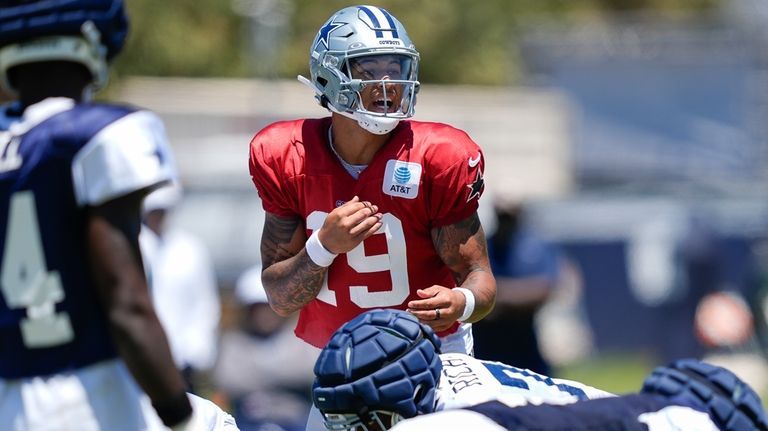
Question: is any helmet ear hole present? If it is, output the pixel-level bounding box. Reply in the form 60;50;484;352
319;95;330;109
413;383;426;400
412;382;434;414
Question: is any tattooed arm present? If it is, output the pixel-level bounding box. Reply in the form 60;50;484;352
434;212;497;322
259;212;326;316
260;196;383;316
407;212;496;330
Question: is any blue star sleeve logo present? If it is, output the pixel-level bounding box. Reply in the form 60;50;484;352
315;16;346;51
466;169;484;202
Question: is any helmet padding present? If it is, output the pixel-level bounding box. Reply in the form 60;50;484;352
313;309;442;430
0;0;129;94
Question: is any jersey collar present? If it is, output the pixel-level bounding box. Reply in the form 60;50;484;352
11;97;75;135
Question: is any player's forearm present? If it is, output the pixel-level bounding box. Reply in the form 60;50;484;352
458;268;496;323
86;208;191;427
260;211;330;316
262;250;328;316
432;213;497;323
107;300;192;426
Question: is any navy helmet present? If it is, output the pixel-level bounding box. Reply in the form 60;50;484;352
642;358;768;431
0;0;129;93
313;309;442;430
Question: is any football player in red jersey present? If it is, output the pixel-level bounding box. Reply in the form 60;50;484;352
248;4;496;356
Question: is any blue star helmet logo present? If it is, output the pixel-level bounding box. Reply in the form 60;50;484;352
315;15;346;51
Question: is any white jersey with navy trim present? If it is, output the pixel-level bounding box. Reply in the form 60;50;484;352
435;353;614;411
390;404;718;431
304;352;614;431
308;353;720;431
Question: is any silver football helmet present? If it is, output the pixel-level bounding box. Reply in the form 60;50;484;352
298;5;420;135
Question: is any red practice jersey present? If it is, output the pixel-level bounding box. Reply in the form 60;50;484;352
249;117;486;347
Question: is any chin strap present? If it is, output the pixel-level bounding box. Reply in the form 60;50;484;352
351;111;399;135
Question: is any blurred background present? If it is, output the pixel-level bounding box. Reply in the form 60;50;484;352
104;0;768;403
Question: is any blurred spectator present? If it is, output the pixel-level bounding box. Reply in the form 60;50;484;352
655;216;723;363
140;183;221;393
536;258;596;369
472;202;560;375
749;240;768;358
694;290;754;352
695;238;768;397
214;264;317;431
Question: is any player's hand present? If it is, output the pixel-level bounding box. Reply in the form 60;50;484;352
169;404;204;431
169;393;238;431
170;411;204;431
407;285;466;332
317;196;382;254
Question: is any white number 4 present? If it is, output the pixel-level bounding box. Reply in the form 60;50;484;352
1;191;73;348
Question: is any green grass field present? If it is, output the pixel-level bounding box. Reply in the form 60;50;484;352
554;353;656;395
555;352;768;409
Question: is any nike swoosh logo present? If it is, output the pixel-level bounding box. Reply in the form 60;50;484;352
468;152;481;168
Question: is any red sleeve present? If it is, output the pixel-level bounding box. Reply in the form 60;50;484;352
248;121;300;217
425;125;485;227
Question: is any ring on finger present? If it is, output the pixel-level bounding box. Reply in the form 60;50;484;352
434;308;441;320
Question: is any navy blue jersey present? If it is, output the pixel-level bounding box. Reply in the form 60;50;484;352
466;394;708;430
0;99;175;378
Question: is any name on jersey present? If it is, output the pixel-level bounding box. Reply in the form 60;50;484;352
442;356;482;393
382;160;421;199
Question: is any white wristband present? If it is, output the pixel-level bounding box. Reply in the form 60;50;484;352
305;230;337;267
455;287;475;322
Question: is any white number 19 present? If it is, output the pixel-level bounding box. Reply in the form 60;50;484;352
308;210;410;308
